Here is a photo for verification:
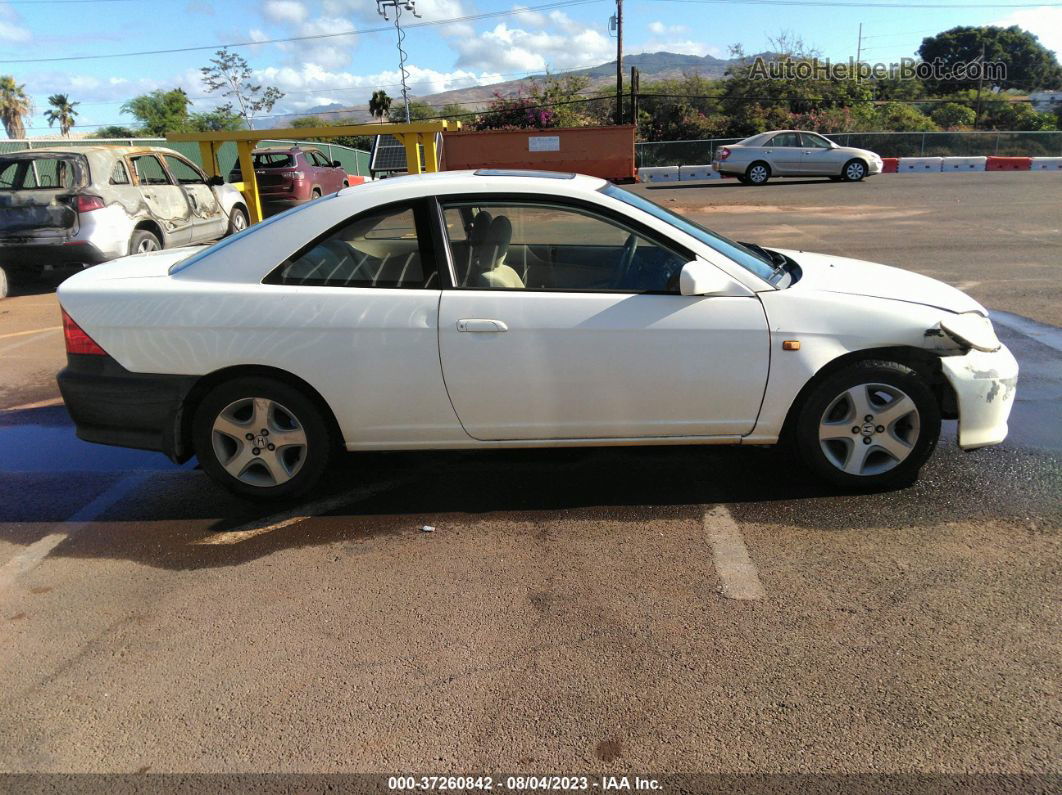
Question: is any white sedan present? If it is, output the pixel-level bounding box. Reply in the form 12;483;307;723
56;169;1017;499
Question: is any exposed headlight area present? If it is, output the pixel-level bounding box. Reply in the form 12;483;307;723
938;312;1001;353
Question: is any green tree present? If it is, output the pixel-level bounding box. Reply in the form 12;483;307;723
368;90;392;123
44;93;79;137
91;124;139;138
870;101;939;132
930;101;976;129
917;26;1062;93
121;88;192;136
200;48;282;127
189;107;244;132
473;75;596;130
0;75;32;139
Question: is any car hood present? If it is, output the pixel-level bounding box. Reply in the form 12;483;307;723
773;249;986;315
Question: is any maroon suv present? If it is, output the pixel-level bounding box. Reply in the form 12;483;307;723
228;146;350;208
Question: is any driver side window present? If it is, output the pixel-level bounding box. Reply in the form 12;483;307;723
441;201;687;293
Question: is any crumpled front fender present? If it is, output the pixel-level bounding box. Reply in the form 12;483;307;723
939;344;1019;450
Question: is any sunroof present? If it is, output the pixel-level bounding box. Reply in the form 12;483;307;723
473;169;576;179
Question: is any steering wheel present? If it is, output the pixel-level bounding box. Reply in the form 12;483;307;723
613;233;638;289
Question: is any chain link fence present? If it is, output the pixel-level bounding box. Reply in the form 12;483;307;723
635;131;1062;167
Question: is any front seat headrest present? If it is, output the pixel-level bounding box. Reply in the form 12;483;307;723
479;215;512;267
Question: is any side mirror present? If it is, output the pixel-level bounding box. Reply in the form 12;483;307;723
679;260;738;296
206;175;225;187
332;160;342;168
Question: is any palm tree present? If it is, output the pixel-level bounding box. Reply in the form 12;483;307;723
368;90;392;123
44;93;79;137
0;75;32;140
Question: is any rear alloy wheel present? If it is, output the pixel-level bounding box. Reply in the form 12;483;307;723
0;265;8;299
843;159;867;182
311;188;322;200
795;360;940;489
193;377;331;499
227;206;248;235
745;162;770;185
130;229;161;254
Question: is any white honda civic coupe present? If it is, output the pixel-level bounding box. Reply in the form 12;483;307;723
56;169;1017;499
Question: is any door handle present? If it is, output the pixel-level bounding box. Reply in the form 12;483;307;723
457;318;509;333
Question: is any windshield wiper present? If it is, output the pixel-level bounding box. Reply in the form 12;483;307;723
739;241;788;278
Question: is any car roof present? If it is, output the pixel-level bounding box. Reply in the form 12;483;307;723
337;169;606;199
0;144;185;157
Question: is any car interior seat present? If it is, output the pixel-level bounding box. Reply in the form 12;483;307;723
475;215;524;289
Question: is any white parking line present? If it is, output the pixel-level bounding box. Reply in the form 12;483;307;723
1;397;65;412
0;473;149;593
0;330;59;355
703;505;766;601
195;479;403;546
0;325;61;341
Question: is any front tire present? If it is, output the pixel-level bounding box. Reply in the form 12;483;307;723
745;161;770;185
193;377;331;500
842;159;867;182
794;360;940;489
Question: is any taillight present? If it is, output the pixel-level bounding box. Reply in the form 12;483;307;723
61;308;107;356
73;195;105;213
719;148;731;161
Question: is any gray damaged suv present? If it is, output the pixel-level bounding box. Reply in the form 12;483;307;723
0;145;248;298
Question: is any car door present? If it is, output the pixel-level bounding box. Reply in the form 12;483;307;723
799;132;840;175
309;150;339;193
765;132;804;174
128;154;192;246
435;196;770;441
163;154;226;241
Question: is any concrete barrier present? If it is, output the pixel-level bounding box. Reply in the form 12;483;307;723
678;164;721;181
880;157;899;173
986;156;1032;171
1031;157;1062;170
941;156;987;172
898;157;943;173
637;166;679;183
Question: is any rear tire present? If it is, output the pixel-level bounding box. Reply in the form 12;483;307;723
745;161;770;185
227;206;249;236
794;360;940;490
0;265;8;299
311;188;322;200
193;377;331;500
130;229;161;255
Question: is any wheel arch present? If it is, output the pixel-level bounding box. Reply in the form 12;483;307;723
175;364;345;461
778;345;957;443
131;219;165;250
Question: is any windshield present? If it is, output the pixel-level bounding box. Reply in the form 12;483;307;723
600;184;777;283
0;156;83;190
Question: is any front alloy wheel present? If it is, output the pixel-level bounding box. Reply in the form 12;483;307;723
795;360;940;488
843;159;867;181
194;377;331;499
817;383;919;476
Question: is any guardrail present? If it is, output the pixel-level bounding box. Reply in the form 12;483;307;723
635;131;1062;168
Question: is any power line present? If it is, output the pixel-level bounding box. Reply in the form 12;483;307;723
0;0;605;64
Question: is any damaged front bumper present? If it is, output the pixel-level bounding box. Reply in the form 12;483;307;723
939;343;1019;450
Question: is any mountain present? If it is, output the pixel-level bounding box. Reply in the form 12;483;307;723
259;50;737;129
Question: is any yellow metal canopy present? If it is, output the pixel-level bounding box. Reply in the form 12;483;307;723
168;121;458;224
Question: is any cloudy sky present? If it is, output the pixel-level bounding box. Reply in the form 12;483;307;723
0;0;1058;135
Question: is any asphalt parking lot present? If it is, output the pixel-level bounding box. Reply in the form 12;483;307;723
0;172;1059;777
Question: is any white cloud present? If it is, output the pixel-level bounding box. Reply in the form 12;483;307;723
0;20;29;41
648;20;689;36
449;17;613;73
994;7;1062;56
264;0;309;25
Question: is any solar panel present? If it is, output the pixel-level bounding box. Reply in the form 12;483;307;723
369;133;443;175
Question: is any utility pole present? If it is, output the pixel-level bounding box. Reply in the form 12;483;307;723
856;22;862;63
377;0;420;124
614;0;623;125
630;65;640;126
